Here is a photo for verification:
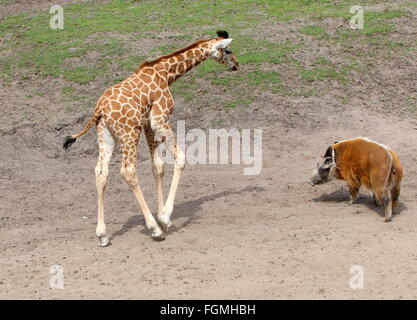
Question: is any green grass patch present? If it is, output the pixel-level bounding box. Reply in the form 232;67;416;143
62;67;104;84
299;25;329;39
171;80;200;101
118;54;147;72
234;38;301;65
299;67;347;82
298;57;353;82
0;0;411;92
362;24;394;35
62;86;76;95
225;97;251;109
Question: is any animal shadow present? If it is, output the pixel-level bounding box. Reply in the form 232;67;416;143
111;185;265;240
313;188;407;218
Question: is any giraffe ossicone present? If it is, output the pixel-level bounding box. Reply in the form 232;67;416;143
63;31;239;246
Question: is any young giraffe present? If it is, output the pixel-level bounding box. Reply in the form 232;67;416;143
63;31;239;246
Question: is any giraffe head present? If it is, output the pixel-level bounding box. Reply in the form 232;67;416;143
210;30;239;71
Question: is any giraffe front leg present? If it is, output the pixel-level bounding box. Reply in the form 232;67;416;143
144;125;165;217
120;163;165;241
119;132;165;241
156;125;185;232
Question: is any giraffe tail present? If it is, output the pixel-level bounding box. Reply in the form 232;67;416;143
63;107;102;149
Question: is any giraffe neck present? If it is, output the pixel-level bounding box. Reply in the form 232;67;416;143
160;44;211;85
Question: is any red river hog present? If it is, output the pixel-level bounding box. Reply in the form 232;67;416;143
310;137;403;222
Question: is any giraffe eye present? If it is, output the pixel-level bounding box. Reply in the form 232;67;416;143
224;49;232;55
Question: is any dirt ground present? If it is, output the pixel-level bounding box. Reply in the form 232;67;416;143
1;1;417;299
2;106;417;299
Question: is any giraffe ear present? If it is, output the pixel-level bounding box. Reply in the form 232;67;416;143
215;38;233;49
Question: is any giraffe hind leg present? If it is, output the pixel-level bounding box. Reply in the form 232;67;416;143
95;121;115;247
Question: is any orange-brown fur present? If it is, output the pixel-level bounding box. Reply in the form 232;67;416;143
332;138;403;219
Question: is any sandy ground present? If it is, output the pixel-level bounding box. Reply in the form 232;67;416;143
1;105;417;299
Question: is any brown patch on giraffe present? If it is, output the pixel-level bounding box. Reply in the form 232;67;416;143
152;105;162;115
169;64;178;74
178;64;185;74
107;118;114;126
123;125;131;134
132;88;141;96
160;80;168;90
111;101;121;110
159;96;167;108
121;105;129;116
140;94;148;106
142;68;155;76
119;116;127;124
112;111;122;121
132;94;141;105
154;64;165;71
154;90;162;100
167;99;174;113
119;95;128;104
122;89;134;97
103;105;111;114
123;82;132;90
149;82;157;90
142;86;149;95
185;59;193;69
139;74;151;83
103;90;112;97
150;90;162;101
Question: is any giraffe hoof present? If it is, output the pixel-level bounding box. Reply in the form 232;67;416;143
157;217;173;233
151;231;165;242
98;236;111;247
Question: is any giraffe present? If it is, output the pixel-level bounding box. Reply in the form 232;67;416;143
63;30;239;246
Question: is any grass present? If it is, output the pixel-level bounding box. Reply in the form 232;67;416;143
299;67;347;82
299;25;329;39
0;0;413;105
297;56;355;82
62;86;76;95
225;97;251;109
118;54;147;72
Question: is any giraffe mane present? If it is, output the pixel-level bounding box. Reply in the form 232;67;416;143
216;30;229;39
136;39;211;73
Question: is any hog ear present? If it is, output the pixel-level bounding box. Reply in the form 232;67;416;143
324;146;333;158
